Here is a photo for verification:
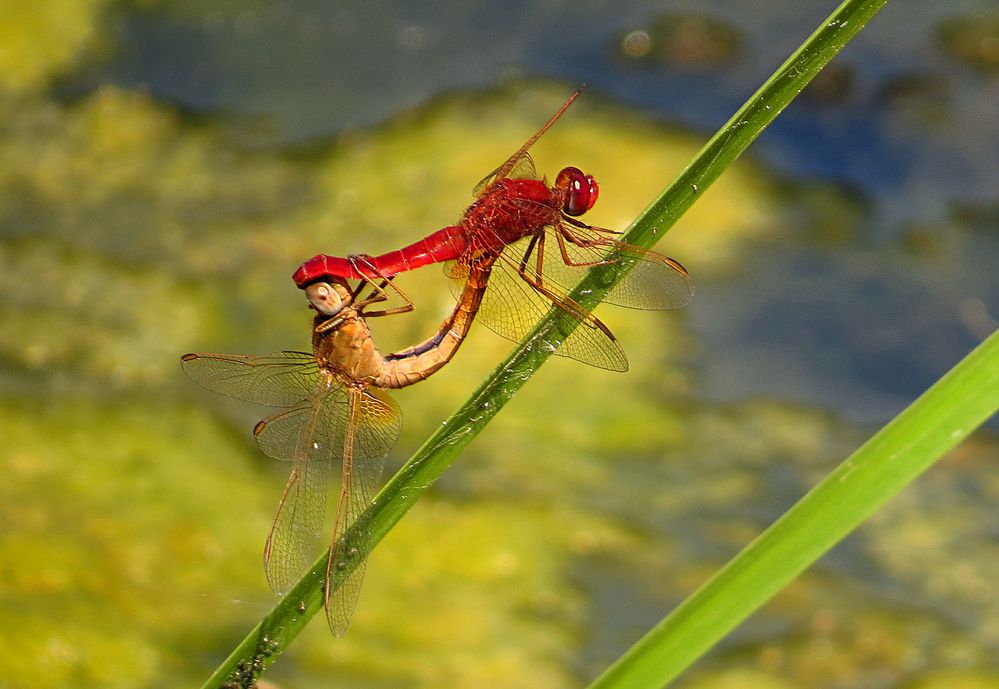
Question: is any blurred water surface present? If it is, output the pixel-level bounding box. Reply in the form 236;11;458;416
1;2;996;688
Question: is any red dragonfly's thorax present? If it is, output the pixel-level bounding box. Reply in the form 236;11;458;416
462;178;561;253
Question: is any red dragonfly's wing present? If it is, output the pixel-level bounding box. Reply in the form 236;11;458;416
472;88;583;196
443;211;692;371
324;386;401;636
534;217;694;311
180;351;318;407
451;192;693;311
447;246;629;372
472;152;539;196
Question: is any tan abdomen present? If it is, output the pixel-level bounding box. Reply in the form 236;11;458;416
375;258;493;389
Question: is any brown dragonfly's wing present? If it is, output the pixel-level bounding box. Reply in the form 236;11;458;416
536;218;694;310
447;240;628;372
325;386;401;636
255;378;347;595
180;351;318;407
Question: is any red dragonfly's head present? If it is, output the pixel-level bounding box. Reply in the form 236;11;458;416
555;166;599;217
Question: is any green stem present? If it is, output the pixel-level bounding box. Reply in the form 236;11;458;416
587;328;999;689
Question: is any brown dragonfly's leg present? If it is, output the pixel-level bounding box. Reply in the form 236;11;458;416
347;255;390;300
361;283;415;317
363;304;415;318
357;277;393;306
356;281;388;306
357;279;415;318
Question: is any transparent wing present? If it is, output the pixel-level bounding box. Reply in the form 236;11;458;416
180;351;318;407
325;387;402;636
533;217;693;310
257;379;348;595
448;249;629;372
472;89;581;196
472;151;539;196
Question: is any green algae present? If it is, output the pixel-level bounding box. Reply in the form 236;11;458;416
0;400;271;688
0;0;109;94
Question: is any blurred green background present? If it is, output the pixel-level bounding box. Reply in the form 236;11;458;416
0;1;996;688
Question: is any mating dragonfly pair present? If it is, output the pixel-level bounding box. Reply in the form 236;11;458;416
181;89;693;636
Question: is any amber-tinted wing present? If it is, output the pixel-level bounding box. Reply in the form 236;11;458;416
472;88;582;196
324;386;401;636
256;391;336;594
472;151;539;196
534;217;693;310
444;209;692;371
180;351;318;407
255;376;401;616
447;247;630;372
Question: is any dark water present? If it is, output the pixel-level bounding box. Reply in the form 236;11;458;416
2;2;997;688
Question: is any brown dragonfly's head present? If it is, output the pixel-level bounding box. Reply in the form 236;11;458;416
305;278;353;317
554;166;599;217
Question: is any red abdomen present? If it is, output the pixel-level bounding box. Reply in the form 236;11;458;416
293;225;468;286
292;178;558;287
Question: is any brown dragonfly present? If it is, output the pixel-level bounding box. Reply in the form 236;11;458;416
294;89;693;372
181;274;484;635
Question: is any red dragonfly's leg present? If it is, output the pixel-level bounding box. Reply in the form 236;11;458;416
515;231;559;294
506;238;617;340
534;231;547;288
555;224;615;268
516;233;543;280
562;215;623;235
559;217;691;276
349;256;416;314
515;261;617;339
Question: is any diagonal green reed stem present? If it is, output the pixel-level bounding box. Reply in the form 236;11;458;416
586;328;999;689
200;0;919;685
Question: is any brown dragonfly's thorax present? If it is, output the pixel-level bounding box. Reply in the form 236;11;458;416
462;178;561;252
312;311;387;384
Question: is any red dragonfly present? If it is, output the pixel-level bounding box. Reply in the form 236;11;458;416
293;89;693;371
181;274;483;635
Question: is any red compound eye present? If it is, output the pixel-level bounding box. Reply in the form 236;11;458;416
556;166;599;216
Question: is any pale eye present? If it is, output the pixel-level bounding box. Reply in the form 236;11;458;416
306;282;344;316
